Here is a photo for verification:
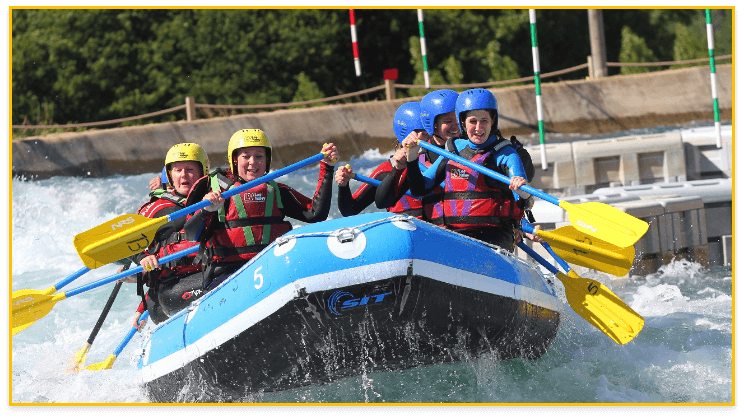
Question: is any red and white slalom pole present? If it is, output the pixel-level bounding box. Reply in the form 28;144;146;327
349;9;361;76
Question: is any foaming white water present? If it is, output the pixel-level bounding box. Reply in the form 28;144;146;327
10;157;733;404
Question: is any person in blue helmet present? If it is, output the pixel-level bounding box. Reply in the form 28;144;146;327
375;89;460;213
334;101;432;218
401;88;536;251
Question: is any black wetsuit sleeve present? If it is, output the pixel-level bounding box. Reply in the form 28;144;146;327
375;168;402;209
337;182;376;217
281;161;334;223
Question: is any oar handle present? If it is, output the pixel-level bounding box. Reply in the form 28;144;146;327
416;140;560;206
165;152;327;223
65;245;200;298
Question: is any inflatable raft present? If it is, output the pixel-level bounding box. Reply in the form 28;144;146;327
136;212;561;402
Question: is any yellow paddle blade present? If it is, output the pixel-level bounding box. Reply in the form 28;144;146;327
84;354;116;371
11;285;57;304
560;201;649;248
536;226;635;277
66;343;91;373
74;214;167;269
12;291;67;336
556;271;644;345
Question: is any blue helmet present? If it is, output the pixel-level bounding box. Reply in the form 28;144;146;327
393;102;425;143
455;88;498;134
420;89;459;135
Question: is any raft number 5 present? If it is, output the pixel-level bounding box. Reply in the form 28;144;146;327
254;266;264;290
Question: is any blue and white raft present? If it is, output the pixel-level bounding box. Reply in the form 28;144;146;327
137;212;561;402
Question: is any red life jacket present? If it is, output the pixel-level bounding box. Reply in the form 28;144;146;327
203;177;293;264
388;151;448;219
427;142;524;230
137;190;201;280
385;156;422;218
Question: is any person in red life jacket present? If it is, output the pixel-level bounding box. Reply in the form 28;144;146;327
334;101;431;218
402;88;538;251
125;143;210;328
374;90;461;216
184;129;338;285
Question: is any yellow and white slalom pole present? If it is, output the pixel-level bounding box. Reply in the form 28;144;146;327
529;9;547;170
705;9;722;149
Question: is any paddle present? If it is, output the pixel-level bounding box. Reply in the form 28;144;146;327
73;150;329;269
415;140;649;248
521;220;634;277
84;310;150;371
12;266;91;306
12;245;199;336
67;280;124;373
516;241;644;345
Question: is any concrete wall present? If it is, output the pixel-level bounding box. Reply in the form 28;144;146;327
12;64;732;180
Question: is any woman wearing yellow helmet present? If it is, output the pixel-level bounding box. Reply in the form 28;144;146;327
122;143;210;327
184;129;339;285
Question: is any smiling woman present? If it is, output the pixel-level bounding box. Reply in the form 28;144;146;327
126;142;211;327
183;128;339;291
463;109;493;145
233;147;267;182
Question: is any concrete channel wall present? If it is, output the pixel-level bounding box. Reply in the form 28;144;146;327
12;65;732;276
11;65;733;180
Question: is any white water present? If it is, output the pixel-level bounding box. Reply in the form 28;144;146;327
9;147;734;404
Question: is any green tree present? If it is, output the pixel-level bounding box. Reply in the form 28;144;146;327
618;25;659;74
291;72;325;107
670;21;708;69
11;8;733;135
476;40;521;83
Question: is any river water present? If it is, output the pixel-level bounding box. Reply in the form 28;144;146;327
9;144;734;404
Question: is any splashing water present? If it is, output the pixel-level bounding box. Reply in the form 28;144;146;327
10;150;732;404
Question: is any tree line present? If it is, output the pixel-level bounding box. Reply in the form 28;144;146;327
11;8;732;135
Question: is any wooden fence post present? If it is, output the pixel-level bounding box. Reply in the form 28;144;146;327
383;69;398;101
587;55;595;79
185;97;196;121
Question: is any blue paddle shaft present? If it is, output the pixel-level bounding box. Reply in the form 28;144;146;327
417;140;560;206
113;310;150;357
517;242;559;275
521;219;573;274
53;266;91;292
166;153;326;222
65;246;200;298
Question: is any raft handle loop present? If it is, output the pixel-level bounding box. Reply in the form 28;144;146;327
335;228;359;244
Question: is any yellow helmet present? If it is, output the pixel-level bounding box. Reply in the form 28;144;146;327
228;129;273;174
164;143;210;187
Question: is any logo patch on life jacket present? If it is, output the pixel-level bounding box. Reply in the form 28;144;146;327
450;167;469;179
242;192;267;204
